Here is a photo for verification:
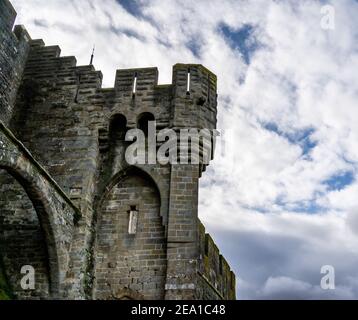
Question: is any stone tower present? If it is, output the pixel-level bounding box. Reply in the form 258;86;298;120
0;0;236;300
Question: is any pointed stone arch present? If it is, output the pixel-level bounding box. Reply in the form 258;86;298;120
0;166;58;298
0;123;78;298
97;166;162;217
93;165;167;300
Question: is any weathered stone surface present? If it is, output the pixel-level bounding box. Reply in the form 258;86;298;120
94;171;166;300
0;121;80;299
0;0;30;126
0;0;236;300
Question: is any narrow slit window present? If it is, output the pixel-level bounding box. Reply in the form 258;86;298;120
207;74;210;103
132;72;138;97
128;205;138;234
186;68;191;94
74;73;81;103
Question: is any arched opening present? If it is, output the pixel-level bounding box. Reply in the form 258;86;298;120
137;112;155;137
0;168;51;299
98;114;129;190
109;114;127;141
93;167;166;300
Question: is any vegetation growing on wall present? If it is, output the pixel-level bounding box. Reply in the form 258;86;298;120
0;256;13;300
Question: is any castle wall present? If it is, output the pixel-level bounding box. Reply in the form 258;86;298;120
0;170;50;299
0;120;81;299
171;64;217;130
164;65;219;299
197;221;236;300
94;173;166;300
164;164;200;300
0;0;236;298
7;41;105;297
94;67;173;226
0;0;30;126
10;40;102;207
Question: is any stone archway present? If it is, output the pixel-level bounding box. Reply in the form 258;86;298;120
93;166;167;300
0;123;78;299
0;168;52;299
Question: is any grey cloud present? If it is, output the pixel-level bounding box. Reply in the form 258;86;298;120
209;226;358;299
346;208;358;235
260;276;354;300
33;18;48;28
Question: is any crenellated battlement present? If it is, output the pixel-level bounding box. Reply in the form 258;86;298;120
0;0;16;30
115;67;158;92
22;38;217;105
12;38;218;170
0;0;31;126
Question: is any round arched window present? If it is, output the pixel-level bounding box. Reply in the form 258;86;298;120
137;112;155;136
110;114;127;140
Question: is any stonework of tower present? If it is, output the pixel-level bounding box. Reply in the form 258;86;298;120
0;0;236;300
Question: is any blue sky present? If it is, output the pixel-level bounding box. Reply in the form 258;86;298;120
219;23;259;64
11;0;358;299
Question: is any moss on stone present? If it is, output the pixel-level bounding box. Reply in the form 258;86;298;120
0;257;13;300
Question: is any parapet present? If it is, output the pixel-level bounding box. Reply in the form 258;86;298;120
0;0;31;126
172;63;217;98
0;0;17;30
115;67;158;92
198;220;236;300
12;37;217;136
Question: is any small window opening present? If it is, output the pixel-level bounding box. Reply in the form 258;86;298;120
186;68;191;95
110;114;127;141
74;72;81;103
132;72;138;97
128;205;138;235
204;234;209;256
137;112;155;137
